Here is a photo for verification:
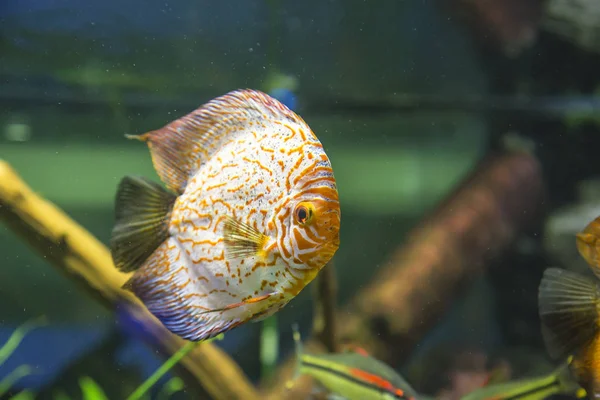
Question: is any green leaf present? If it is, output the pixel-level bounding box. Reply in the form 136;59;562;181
0;365;34;397
0;317;47;366
126;333;224;400
260;314;279;381
79;376;109;400
157;377;185;400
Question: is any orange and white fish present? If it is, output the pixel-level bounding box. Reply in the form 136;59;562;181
110;89;341;341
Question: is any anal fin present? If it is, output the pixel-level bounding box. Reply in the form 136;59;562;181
110;176;177;272
124;238;246;341
538;267;600;359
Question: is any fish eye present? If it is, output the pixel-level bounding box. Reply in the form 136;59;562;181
294;202;314;225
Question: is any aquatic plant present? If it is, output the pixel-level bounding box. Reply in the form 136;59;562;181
0;317;46;398
260;315;280;381
0;315;223;399
125;334;223;400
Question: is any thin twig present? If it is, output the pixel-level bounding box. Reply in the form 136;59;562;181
312;261;338;353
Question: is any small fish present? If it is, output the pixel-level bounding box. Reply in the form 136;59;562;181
460;361;583;400
290;325;418;400
110;89;341;342
538;215;600;398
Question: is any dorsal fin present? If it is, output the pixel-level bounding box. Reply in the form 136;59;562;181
127;89;304;194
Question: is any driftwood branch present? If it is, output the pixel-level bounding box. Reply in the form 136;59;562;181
0;160;260;400
264;151;544;399
312;261;338;353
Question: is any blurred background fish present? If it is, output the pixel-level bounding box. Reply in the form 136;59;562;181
461;361;582;400
289;325;419;400
538;215;600;398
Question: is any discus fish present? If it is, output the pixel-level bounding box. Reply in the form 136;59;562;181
460;361;582;400
290;325;418;400
110;89;341;342
538;215;600;398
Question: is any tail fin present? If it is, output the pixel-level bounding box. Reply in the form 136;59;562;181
110;176;176;273
538;267;600;359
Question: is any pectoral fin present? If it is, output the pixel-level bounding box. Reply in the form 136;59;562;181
223;216;269;260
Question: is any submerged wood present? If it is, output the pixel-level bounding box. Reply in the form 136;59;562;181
312;261;339;354
0;160;260;400
264;151;544;399
441;0;543;55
